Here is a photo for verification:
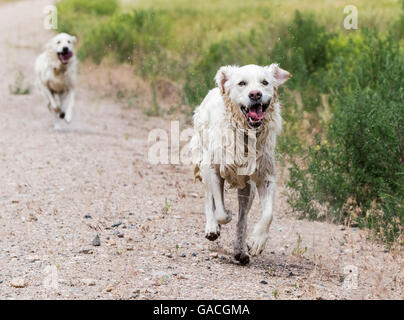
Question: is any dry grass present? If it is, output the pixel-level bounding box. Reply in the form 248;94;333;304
79;60;184;116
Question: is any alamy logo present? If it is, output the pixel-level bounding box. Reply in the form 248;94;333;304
343;265;358;289
344;5;358;30
43;265;58;289
43;5;57;30
147;121;258;175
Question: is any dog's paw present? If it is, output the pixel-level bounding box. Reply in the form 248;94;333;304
53;122;62;131
247;232;269;256
205;223;221;241
216;209;232;225
234;252;250;265
64;110;73;123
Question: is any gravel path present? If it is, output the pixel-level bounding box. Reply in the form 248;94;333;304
0;0;402;300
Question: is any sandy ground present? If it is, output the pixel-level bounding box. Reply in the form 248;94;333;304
0;0;402;300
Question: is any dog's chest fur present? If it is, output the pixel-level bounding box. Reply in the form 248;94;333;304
47;67;69;93
192;89;282;189
45;53;76;94
218;124;277;189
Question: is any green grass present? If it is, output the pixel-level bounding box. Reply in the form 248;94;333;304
57;0;118;36
9;71;31;95
56;0;402;83
129;0;400;35
286;30;404;247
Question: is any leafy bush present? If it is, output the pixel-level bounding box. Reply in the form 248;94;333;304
78;10;170;77
287;32;404;246
9;71;31;95
270;11;335;111
392;0;404;40
271;11;334;87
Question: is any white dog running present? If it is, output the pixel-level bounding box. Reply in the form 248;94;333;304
191;64;291;265
35;33;77;126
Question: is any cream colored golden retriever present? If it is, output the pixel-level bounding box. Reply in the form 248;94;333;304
35;33;77;128
191;64;291;265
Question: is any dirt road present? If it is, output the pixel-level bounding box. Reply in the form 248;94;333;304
0;0;402;300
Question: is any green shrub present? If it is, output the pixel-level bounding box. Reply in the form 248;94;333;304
9;71;31;95
77;10;170;77
394;14;404;40
57;0;119;35
271;11;334;92
287;31;404;246
270;11;336;154
392;0;404;40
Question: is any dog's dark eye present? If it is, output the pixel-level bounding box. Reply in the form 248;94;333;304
57;41;61;44
238;81;247;86
262;80;269;86
67;40;71;44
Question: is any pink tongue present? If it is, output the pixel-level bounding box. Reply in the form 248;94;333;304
247;106;265;120
61;52;72;62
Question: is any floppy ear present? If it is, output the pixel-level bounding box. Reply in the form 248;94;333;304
268;63;291;86
70;35;77;44
215;65;236;94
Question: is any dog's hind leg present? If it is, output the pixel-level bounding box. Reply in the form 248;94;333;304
201;165;232;225
234;182;255;265
39;84;61;114
52;111;62;131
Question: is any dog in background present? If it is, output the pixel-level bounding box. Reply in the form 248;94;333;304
35;33;77;127
191;64;291;265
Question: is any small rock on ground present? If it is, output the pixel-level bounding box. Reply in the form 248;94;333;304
10;277;28;288
112;222;122;228
92;235;101;246
81;278;96;286
79;248;94;254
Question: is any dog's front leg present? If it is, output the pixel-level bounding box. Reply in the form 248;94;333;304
40;84;60;114
63;90;75;123
201;165;232;225
202;166;221;241
234;182;255;265
247;178;276;256
204;190;221;241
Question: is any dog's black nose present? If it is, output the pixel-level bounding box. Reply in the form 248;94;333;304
249;90;262;101
62;46;69;53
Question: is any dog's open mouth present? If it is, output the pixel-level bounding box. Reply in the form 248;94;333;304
58;51;73;65
240;103;269;128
